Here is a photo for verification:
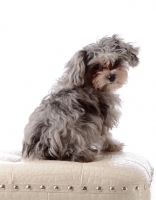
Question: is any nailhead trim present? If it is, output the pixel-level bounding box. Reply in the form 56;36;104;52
0;185;5;190
135;186;140;191
68;186;74;191
0;184;148;193
13;185;19;191
82;186;87;191
122;187;128;191
40;185;46;190
26;185;31;190
96;186;102;192
110;186;115;191
54;186;59;190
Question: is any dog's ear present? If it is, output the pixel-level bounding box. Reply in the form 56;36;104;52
124;43;140;67
112;35;140;67
65;50;87;87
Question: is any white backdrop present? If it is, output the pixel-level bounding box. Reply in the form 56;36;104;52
0;0;156;196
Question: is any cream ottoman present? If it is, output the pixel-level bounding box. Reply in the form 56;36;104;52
0;151;154;200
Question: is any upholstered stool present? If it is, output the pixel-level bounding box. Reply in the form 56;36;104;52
0;151;154;200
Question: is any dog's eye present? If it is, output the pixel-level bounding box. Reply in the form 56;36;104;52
114;60;119;68
93;64;102;71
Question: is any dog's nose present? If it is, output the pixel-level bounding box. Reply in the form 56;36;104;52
108;74;116;82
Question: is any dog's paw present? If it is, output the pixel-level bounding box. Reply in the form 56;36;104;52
71;149;97;162
104;140;124;152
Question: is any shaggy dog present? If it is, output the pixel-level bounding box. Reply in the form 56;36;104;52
22;35;139;162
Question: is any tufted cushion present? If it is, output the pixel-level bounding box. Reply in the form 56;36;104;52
0;151;154;200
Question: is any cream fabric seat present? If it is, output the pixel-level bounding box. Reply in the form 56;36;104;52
0;151;154;200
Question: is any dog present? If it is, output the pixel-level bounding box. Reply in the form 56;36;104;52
22;35;139;162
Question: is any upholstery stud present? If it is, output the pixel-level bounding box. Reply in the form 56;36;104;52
26;185;31;190
122;187;127;191
40;185;46;190
96;186;102;191
13;185;19;190
144;185;147;190
82;186;87;191
0;185;5;190
110;186;115;191
135;186;140;191
68;186;74;191
54;186;59;190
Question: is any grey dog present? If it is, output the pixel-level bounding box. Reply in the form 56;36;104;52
22;35;139;162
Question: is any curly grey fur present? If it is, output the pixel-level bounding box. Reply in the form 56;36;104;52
22;35;139;162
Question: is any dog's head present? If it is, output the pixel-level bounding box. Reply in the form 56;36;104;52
65;35;139;91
